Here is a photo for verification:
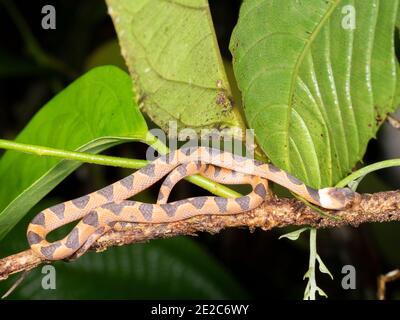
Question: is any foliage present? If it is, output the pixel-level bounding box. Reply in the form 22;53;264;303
0;0;399;300
106;0;245;133
230;0;400;188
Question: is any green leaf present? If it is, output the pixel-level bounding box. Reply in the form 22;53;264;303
106;0;244;133
0;66;148;239
279;227;309;241
316;254;333;280
230;0;400;188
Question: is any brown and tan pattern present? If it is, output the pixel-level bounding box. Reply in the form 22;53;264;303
26;147;356;261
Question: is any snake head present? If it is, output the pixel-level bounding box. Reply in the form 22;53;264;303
318;187;358;210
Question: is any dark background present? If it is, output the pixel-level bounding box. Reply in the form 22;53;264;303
0;0;399;300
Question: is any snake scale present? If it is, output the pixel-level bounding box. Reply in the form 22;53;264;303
27;147;356;261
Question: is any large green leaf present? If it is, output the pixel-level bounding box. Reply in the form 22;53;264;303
230;0;400;188
0;66;148;239
106;0;244;132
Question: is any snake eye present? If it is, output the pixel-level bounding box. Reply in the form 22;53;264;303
341;187;356;198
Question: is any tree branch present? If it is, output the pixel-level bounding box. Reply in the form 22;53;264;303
1;190;399;281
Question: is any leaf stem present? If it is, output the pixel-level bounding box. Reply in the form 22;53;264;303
0;138;241;198
0;139;148;169
336;159;400;188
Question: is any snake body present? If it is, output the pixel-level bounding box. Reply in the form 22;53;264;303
27;147;355;261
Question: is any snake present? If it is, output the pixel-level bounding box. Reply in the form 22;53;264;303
26;146;356;261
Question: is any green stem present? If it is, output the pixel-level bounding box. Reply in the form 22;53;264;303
0;139;147;169
336;159;400;188
143;132;170;155
0;138;241;199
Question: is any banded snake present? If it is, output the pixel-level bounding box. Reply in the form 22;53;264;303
27;147;356;261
